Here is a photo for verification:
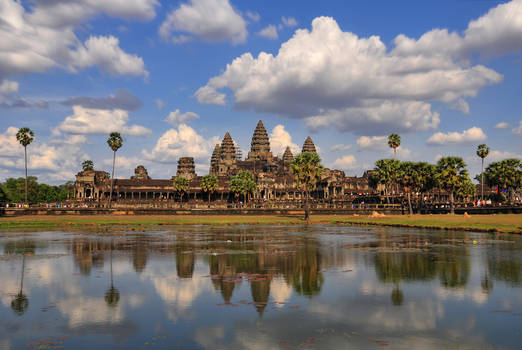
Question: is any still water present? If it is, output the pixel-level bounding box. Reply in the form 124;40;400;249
0;225;521;349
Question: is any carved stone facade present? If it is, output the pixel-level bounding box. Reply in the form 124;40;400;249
74;120;378;205
176;157;196;180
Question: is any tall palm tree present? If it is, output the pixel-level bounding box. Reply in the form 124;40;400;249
201;174;218;206
290;152;323;222
435;156;470;214
106;132;123;207
173;177;190;207
16;127;34;204
388;134;401;160
476;144;490;201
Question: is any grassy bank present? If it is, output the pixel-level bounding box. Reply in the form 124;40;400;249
0;214;520;233
337;214;522;234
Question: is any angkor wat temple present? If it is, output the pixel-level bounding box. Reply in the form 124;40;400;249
74;120;374;207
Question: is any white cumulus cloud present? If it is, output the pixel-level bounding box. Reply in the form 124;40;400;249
494;121;510;129
159;0;248;44
426;127;486;145
142;124;220;163
54;106;151;136
281;16;297;27
0;0;150;80
269;124;299;156
258;25;278;39
165;109;199;126
195;5;522;134
332;155;358;170
512;121;522;135
356;136;388;151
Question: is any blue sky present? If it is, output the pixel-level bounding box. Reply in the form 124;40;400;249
0;0;521;184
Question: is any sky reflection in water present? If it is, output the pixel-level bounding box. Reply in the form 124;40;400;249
0;226;521;349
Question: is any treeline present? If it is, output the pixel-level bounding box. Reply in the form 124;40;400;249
369;156;522;214
0;177;74;204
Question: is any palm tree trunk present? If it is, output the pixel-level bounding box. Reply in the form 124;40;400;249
450;191;455;214
393;148;397;160
305;190;310;222
509;187;515;206
481;158;484;201
109;150;116;208
208;191;211;206
407;191;413;215
24;146;28;204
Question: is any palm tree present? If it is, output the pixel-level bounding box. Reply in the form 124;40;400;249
16;127;34;204
11;242;31;315
388;133;401;160
484;158;522;206
201;174;218;206
82;159;94;171
370;159;400;204
476;144;490;201
106;132;123;207
290;152;323;222
230;171;257;205
397;161;419;215
173;177;190;206
435;156;470;214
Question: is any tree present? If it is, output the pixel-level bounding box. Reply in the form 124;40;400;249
388;133;401;160
230;171;257;205
435;156;470;214
397;161;419;215
82;160;94;171
105;240;120;308
106;132;123;207
173;177;190;206
201;174;218;206
484;158;522;205
16;127;34;204
370;159;400;204
476;144;490;201
290;152;323;222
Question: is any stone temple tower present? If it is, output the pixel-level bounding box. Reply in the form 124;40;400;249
302;136;317;154
216;132;238;176
176;157;196;180
209;144;221;175
247;120;272;160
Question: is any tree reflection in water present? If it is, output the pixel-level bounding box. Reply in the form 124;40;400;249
6;240;35;315
105;239;120;308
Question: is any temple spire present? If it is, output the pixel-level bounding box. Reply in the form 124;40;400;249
248;120;271;160
302;136;317;154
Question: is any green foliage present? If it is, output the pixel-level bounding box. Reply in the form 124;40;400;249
201;174;218;193
107;132;123;152
476;144;490;159
290;152;323;192
82;160;94;171
435;156;470;194
16;127;34;147
484;158;522;204
230;171;257;198
173;177;190;192
456;177;476;198
370;159;400;194
387;133;401;150
1;177;73;204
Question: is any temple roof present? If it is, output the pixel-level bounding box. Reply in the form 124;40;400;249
220;132;236;157
302;136;317;154
283;146;293;162
250;120;271;154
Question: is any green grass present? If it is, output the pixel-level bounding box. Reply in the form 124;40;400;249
1;214;521;233
337;214;522;234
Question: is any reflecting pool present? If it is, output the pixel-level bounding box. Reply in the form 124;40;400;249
1;225;521;349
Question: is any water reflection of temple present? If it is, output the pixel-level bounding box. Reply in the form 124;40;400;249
65;231;522;314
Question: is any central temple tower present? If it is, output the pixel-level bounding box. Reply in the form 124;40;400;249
247;120;272;160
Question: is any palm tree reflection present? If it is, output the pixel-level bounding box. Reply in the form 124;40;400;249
105;239;120;308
